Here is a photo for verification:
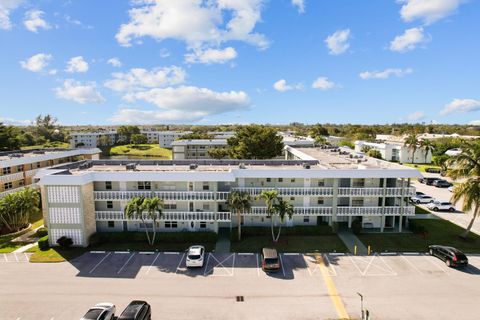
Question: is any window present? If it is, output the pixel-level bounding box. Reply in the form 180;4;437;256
3;167;11;174
18;180;25;187
291;178;296;183
266;178;271;182
278;178;283;182
165;221;178;228
189;202;194;211
17;165;24;172
352;199;364;207
202;183;209;190
203;204;210;211
317;180;325;187
303;216;310;223
4;182;13;190
108;221;115;228
36;162;41;168
138;181;151;190
164;203;177;210
317;198;324;205
290;197;295;201
105;181;112;190
106;201;113;209
200;221;207;229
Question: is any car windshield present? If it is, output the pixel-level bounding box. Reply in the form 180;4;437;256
265;258;278;265
188;254;201;260
83;309;103;320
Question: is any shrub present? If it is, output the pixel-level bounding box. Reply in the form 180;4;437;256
36;227;48;238
230;225;333;241
351;219;362;235
56;236;73;248
88;231;217;247
38;235;49;251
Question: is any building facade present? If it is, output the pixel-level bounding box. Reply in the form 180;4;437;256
37;146;420;247
171;139;229;160
0;148;101;198
354;140;433;163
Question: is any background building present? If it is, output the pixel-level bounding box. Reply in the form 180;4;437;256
171;139;229;160
354;140;432;163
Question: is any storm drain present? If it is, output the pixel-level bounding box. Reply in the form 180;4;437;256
236;296;245;302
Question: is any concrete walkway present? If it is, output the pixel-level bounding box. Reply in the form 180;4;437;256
214;228;231;253
337;229;368;255
11;225;44;253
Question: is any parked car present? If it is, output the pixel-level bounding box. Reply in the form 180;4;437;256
186;245;205;268
261;247;280;272
418;177;440;185
118;301;151;320
448;185;455;192
428;245;468;267
81;303;115;320
416;191;425;196
432;179;452;188
425;167;441;174
426;201;455;212
410;195;435;204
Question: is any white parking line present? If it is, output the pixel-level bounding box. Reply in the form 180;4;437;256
279;254;286;278
90;251;106;254
117;253;136;274
238;253;254;256
256;253;260;276
24;253;29;262
400;254;423;275
89;252;111;274
284;253;299;256
174;253;186;273
165;252;180;255
146;252;161;275
114;251;130;254
3;253;8;262
423;255;448;274
347;255;364;275
330;252;345;256
14;253;19;262
139;251;155;255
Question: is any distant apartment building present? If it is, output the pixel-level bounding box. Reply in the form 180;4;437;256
171;139;228;160
0;148;101;198
376;133;479;143
37;146;419;247
354;140;432;163
156;131;192;148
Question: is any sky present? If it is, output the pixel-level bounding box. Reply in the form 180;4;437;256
0;0;479;126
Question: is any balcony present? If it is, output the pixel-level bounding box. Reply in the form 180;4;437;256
93;191;229;201
337;187;415;197
337;206;415;216
245;206;333;216
94;211;230;222
0;172;24;183
233;187;334;196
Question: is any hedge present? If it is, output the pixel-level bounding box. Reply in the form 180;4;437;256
36;227;48;238
38;235;49;251
230;224;333;241
89;231;218;247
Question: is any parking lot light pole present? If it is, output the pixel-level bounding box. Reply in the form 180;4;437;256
357;292;364;320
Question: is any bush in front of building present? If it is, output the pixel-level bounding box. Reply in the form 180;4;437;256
36;227;48;238
89;231;218;247
230;224;334;241
38;235;49;251
56;236;73;248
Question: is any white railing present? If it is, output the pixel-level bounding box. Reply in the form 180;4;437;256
233;187;334;196
338;187;416;197
337;206;415;216
0;172;24;183
93;191;228;201
94;211;231;221
25;169;40;178
246;206;333;216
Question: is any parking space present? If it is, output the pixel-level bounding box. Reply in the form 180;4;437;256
0;252;31;263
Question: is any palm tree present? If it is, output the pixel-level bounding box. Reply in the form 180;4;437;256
227;191;252;241
447;141;480;238
0;187;40;232
404;133;419;163
420;139;434;164
142;197;164;245
258;190;279;241
271;198;294;242
124;196;151;245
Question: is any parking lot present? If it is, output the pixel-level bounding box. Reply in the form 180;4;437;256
1;251;480;319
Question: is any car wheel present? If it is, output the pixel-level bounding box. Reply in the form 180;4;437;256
446;260;451;267
449;207;455;212
433;207;438;211
416;200;421;204
429;249;434;255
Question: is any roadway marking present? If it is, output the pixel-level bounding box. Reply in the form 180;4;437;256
423;255;448;274
204;253;235;276
24;253;29;262
146;252;161;275
279;254;286;278
114;251;130;254
117;253;136;274
315;253;349;319
165;252;180;255
256;253;260;277
238;253;254;256
3;253;8;262
89;252;111;274
14;253;19;262
174;253;186;273
400;254;423;275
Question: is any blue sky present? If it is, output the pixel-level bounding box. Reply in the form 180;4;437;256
0;0;479;126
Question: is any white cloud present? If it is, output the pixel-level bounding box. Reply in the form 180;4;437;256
405;111;425;122
325;29;350;55
104;66;186;92
469;120;480;126
292;0;305;13
389;27;428;52
399;0;462;25
23;9;50;33
65;56;89;73
440;99;480;115
185;47;237;64
159;48;170;58
0;0;23;30
311;77;336;90
64;14;93;29
115;0;268;50
111;85;250;123
107;57;122;67
20;53;52;72
273;79;303;92
54;79;105;104
359;68;413;80
0;117;32;126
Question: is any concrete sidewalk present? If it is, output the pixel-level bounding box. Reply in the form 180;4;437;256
337;229;368;255
214;228;231;253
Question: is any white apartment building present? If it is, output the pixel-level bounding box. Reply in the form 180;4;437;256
37;146;419;247
354;140;432;163
0;148;101;198
172;139;229;160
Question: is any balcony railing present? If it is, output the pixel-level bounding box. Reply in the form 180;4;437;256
245;206;333;216
338;187;416;197
233;187;334;196
337;206;415;216
93;191;229;201
95;211;230;222
0;172;24;183
25;169;40;178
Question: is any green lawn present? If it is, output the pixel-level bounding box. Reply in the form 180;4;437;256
415;205;431;215
0;210;44;253
109;144;172;159
28;245;88;263
21;142;70;150
358;219;480;253
403;163;441;173
230;235;347;253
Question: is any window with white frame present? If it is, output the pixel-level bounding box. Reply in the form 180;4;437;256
3;167;11;174
200;221;207;229
303;216;310;223
105;181;112;190
317;198;324;205
138;181;151;190
4;182;13;190
106;201;113;209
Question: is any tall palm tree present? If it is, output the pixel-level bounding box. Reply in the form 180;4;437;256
420;139;434;164
271;198;294;242
447;141;480;238
227;191;252;241
142;197;164;245
124;196;151;245
404;133;419;163
258;189;279;241
0;187;40;232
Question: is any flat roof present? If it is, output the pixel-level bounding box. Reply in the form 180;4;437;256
171;139;228;146
0;148;101;168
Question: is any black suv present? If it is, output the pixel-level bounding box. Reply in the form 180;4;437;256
118;301;151;320
432;179;452;188
429;245;468;268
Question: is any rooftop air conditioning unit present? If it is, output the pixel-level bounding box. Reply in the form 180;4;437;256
303;163;311;169
189;163;198;170
239;163;246;169
8;153;23;158
126;163;136;171
32;150;45;154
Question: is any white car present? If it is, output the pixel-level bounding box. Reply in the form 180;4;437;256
81;302;115;320
448;185;455;192
427;201;456;212
410;195;434;204
186;245;205;268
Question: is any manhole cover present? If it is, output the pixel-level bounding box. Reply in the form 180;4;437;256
236;296;244;302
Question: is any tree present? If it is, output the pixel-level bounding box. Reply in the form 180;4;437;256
258;190;285;242
228;125;283;159
124;197;150;244
447;141;480;238
141;197;164;245
433;154;450;173
367;149;382;159
131;133;147;145
177;132;214;140
0;187;40;232
309;124;329;138
97;135;111;147
404;133;419;163
0;123;21;151
117;125;140;144
420;139;434;163
271;198;294;242
208;147;229;159
34;114;63;142
361;145;372;153
339;140;354;149
227;191;252;241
